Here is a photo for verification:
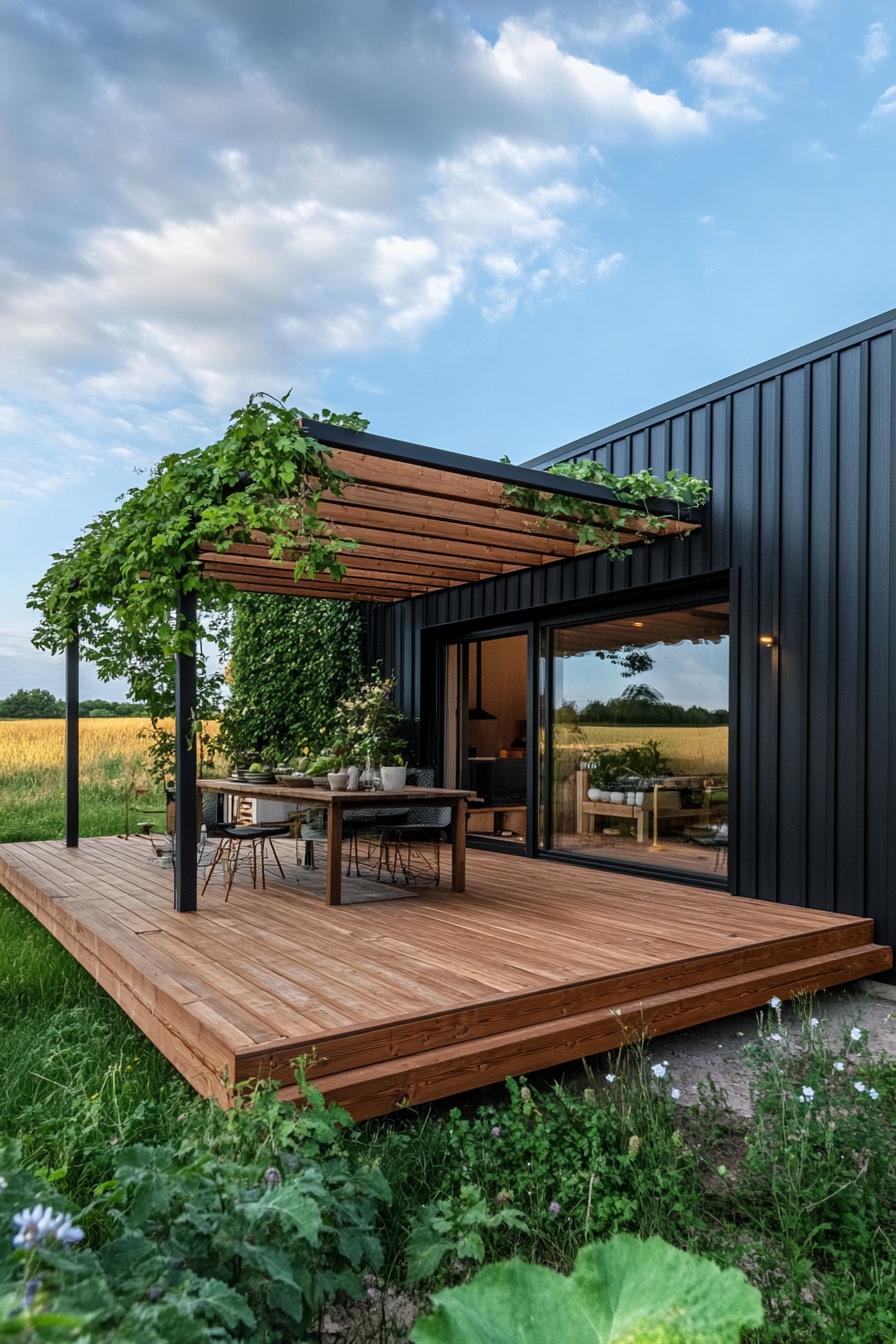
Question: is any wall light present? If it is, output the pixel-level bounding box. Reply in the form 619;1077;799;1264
759;634;776;648
632;620;645;628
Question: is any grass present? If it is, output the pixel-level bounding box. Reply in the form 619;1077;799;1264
0;717;169;842
2;723;896;1340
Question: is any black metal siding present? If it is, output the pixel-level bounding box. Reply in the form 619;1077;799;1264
366;312;896;947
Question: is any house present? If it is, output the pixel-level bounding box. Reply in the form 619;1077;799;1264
366;305;896;954
1;306;893;1117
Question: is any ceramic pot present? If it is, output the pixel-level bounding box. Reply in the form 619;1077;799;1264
327;771;349;791
379;765;408;791
634;791;645;807
609;790;624;804
587;788;601;802
345;765;361;791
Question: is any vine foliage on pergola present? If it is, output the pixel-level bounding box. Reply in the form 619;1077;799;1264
28;394;711;779
27;396;368;754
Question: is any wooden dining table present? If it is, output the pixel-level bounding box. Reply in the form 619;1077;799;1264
197;779;475;907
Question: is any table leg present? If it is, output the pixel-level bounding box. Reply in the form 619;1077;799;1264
326;803;343;906
451;797;467;892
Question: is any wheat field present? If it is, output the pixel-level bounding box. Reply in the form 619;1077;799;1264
553;724;729;776
0;718;172;843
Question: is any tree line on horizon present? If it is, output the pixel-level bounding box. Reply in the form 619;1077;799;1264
0;688;147;719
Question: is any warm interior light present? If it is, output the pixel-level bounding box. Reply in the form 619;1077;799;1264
759;634;775;648
632;620;645;628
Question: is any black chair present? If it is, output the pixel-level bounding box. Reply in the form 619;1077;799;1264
379;768;451;886
200;791;291;901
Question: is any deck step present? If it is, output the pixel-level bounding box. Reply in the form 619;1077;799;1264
281;941;892;1119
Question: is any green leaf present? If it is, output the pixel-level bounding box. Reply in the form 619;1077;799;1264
411;1236;763;1344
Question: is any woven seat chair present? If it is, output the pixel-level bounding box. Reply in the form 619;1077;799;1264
378;769;450;886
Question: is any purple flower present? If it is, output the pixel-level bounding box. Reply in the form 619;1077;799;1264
548;1200;561;1216
490;1125;502;1138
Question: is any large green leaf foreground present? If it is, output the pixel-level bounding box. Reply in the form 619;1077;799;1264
411;1234;763;1344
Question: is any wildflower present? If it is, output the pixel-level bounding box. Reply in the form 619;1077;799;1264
769;996;782;1010
264;1167;282;1191
628;1135;641;1157
770;1033;783;1043
870;1088;880;1100
854;1081;867;1094
11;1206;84;1250
798;1085;815;1104
495;1189;512;1206
651;1063;668;1079
670;1088;681;1100
810;1017;819;1029
833;1060;845;1072
490;1125;502;1138
548;1200;561;1215
605;1073;616;1084
850;1027;863;1042
519;1086;532;1104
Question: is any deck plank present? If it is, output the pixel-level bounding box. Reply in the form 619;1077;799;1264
0;837;889;1117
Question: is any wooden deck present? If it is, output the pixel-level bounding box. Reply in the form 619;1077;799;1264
0;836;890;1119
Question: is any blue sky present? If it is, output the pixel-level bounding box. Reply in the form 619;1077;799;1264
1;0;895;697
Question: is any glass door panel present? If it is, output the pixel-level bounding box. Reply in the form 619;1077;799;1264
545;602;730;877
444;633;529;847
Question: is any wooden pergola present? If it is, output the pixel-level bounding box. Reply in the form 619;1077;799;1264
63;420;701;911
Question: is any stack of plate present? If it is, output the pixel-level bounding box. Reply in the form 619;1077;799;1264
230;768;277;784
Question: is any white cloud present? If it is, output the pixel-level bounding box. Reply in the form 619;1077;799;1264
486;20;706;140
795;139;837;160
552;2;689;50
595;251;625;279
860;22;890;71
869;84;896;119
689;27;800;120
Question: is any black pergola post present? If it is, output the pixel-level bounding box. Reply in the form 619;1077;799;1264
65;631;79;847
174;584;198;912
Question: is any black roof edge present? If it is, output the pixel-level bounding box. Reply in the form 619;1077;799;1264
303;419;683;515
523;305;896;469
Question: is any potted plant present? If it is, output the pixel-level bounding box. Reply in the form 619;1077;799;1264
336;669;408;788
379;754;408;792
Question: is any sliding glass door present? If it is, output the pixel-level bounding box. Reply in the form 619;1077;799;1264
444;632;530;848
543;601;730;878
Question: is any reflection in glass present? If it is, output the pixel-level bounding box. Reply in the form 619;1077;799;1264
547;602;729;877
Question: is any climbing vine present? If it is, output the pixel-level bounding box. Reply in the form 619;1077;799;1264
220;594;364;764
27;395;367;774
501;458;711;560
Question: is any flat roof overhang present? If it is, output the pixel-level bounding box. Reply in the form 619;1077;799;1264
198;421;701;603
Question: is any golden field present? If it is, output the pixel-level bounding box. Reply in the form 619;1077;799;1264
0;717;170;783
0;718;176;842
553;724;729;776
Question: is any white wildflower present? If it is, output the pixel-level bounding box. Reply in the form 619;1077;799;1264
833;1060;845;1072
800;1085;815;1103
604;1074;616;1084
810;1017;819;1028
651;1063;667;1079
850;1027;863;1042
770;1032;783;1043
670;1088;681;1100
854;1081;867;1094
769;996;782;1010
11;1206;84;1250
870;1089;880;1101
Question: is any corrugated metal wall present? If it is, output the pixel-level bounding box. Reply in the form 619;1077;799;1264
366;310;896;945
